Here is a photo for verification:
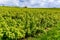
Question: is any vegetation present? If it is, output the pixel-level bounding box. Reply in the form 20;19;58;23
0;6;59;40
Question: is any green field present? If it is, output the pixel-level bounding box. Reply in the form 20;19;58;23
0;6;60;40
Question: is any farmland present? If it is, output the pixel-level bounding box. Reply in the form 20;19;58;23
0;6;60;40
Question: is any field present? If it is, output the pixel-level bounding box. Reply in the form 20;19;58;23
0;6;60;40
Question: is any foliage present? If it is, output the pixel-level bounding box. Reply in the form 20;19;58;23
0;7;59;40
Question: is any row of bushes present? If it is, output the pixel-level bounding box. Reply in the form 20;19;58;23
0;7;59;40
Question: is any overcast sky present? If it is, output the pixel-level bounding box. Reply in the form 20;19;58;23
0;0;60;8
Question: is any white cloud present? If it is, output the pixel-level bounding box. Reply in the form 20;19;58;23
0;0;8;3
48;0;55;2
0;0;60;7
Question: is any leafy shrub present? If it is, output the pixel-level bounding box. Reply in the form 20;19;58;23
0;7;59;40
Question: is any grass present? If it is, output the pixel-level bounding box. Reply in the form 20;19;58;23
24;27;60;40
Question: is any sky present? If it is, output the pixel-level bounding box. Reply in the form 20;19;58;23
0;0;60;8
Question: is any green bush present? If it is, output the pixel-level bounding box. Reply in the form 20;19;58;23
26;11;58;37
0;7;59;40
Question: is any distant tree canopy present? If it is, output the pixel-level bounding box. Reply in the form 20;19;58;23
24;6;27;8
